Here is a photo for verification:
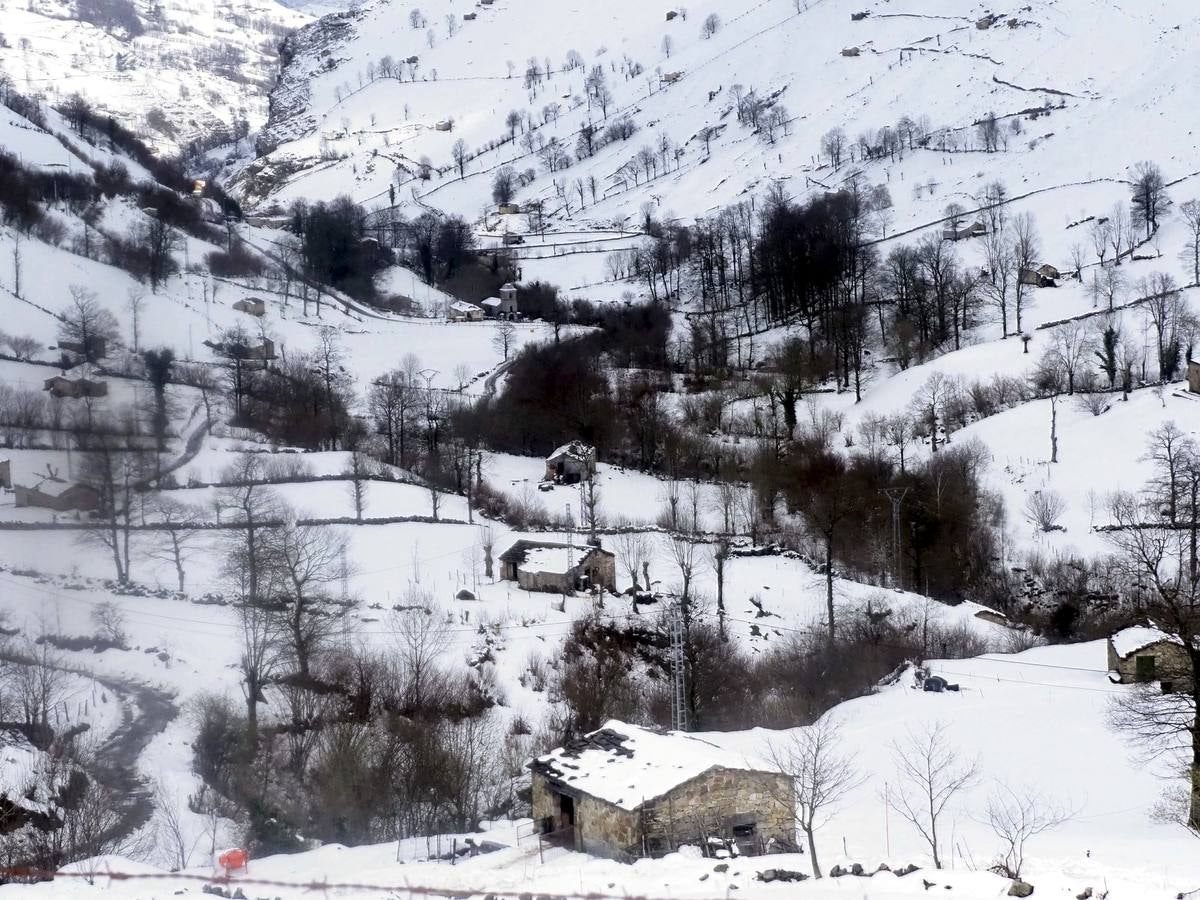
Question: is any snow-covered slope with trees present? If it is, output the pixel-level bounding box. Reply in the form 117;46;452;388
0;0;309;156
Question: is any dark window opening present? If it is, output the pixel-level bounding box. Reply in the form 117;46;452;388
1135;655;1157;682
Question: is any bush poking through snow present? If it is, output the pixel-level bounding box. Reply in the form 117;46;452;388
1024;490;1066;532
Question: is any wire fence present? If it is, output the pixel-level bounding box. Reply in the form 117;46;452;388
0;866;749;899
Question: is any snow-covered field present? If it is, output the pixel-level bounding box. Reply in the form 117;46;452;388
4;0;1200;895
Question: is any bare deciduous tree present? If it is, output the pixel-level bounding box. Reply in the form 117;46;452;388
770;716;864;877
982;784;1074;879
884;722;979;869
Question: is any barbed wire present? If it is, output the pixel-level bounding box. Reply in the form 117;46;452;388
0;865;757;899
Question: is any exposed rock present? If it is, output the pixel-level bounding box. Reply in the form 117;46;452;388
1008;882;1034;898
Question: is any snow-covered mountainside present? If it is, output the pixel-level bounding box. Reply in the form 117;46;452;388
0;0;310;155
240;0;1199;226
4;0;1200;896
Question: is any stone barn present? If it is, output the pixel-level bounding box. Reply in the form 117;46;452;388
43;376;108;399
1186;358;1200;394
545;441;596;484
498;539;615;593
448;301;484;322
530;721;794;861
1108;626;1194;693
14;479;99;512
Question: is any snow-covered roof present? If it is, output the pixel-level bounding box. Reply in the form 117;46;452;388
450;301;481;313
530;720;778;811
481;296;502;307
1110;626;1183;659
547;440;594;462
518;546;576;575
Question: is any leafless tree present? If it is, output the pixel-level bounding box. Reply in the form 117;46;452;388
492;320;517;361
884;722;979;869
982;784;1073;879
1023;489;1066;531
1105;483;1200;830
1011;213;1040;334
153;779;199;870
451;138;469;178
1044;321;1092;395
79;437;145;584
701;11;720;37
60;285;119;363
392;590;451;711
1130;160;1169;240
271;517;352;679
614;530;651;591
665;532;699;607
770;717;864;878
11;636;67;728
345;450;373;522
981;226;1015;337
1180;198;1200;286
1108;203;1130;264
148;496;204;592
90;601;127;647
820;127;847;169
1090;217;1112;266
1140;272;1191;381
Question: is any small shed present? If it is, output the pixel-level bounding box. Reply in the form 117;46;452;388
1108;626;1194;692
43;376;108;399
1018;267;1055;288
14;479;100;512
545;441;596;484
662;71;683;84
1187;358;1200;394
498;202;521;215
58;336;108;360
1037;263;1061;281
448;301;484;322
530;720;794;861
498;540;616;593
233;298;266;317
0;458;10;489
463;11;476;20
666;10;678;21
841;47;861;57
435;120;454;132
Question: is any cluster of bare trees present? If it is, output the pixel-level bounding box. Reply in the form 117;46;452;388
1104;421;1200;831
192;496;516;849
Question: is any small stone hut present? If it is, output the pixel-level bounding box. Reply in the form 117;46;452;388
530;721;794;861
1187;358;1200;394
234;298;267;317
14;479;99;512
43;376;108;399
545;441;596;484
498;539;616;593
1108;626;1194;692
448;301;484;322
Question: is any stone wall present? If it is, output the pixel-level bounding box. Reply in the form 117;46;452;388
531;767;794;862
639;767;794;853
1109;639;1194;690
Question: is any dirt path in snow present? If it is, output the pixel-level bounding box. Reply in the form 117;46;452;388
79;672;179;847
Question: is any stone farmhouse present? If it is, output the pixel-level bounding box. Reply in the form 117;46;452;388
448;301;484;322
14;479;99;512
544;441;596;484
1108;626;1194;693
530;720;794;861
498;539;615;593
43;376;108;399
